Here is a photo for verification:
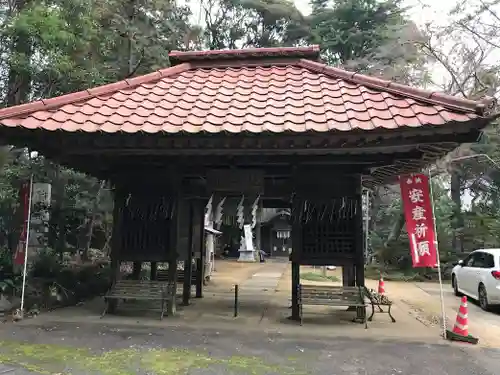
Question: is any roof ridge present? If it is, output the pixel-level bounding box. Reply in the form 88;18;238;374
0;63;192;121
298;59;496;116
169;45;321;65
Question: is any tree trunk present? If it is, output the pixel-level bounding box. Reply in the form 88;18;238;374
125;0;136;77
4;0;33;264
450;171;464;254
49;166;67;260
384;212;405;247
5;0;33;107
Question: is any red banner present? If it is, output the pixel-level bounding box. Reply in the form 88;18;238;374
400;174;438;268
13;181;31;266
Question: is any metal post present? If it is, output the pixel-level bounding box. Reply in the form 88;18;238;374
233;284;239;317
427;170;447;339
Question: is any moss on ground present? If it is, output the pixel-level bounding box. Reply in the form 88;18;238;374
0;340;309;375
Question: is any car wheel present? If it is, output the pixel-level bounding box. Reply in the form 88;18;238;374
452;275;461;296
479;284;490;311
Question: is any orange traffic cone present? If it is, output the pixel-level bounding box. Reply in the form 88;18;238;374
446;295;478;344
452;296;469;337
377;276;385;294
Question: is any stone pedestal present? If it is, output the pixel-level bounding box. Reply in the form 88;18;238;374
238;250;256;262
237;227;257;262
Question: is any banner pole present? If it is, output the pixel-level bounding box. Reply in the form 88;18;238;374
427;170;447;339
20;174;34;317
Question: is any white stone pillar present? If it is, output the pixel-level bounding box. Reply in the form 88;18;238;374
238;224;256;262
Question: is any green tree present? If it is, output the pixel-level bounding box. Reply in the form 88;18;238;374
201;0;308;49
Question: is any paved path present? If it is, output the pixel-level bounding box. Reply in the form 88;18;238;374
239;261;288;293
232;261;288;309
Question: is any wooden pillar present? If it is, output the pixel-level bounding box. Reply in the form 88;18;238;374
344;264;357;311
108;259;119;314
195;250;204;297
132;262;142;279
355;177;365;287
166;258;178;315
108;186;124;314
342;265;356;287
291;261;300;319
255;201;262;250
195;200;204;298
290;197;302;321
183;200;194;305
166;188;181;316
269;229;274;257
150;262;157;280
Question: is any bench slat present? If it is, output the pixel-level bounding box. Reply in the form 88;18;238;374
298;284;365;306
301;284;359;292
300;297;362;303
300;300;365;306
297;284;367;327
110;289;163;294
106;280;176;300
102;279;180;320
299;294;362;301
106;295;163;299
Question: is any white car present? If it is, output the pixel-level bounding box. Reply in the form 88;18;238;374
451;248;500;311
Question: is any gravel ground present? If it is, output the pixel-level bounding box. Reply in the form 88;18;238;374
0;322;498;375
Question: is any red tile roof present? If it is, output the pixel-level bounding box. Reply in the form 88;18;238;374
0;45;496;134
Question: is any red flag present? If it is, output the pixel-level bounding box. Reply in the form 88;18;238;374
13;181;31;266
399;174;438;268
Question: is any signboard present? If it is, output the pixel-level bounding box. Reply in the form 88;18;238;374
31;182;51;237
400;174;438;268
32;183;51;206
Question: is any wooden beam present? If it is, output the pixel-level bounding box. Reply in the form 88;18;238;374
0;118;484;160
5;126;476;159
13;120;479;148
60;140;463;156
263;199;291;208
85;153;417;166
0;124;482;189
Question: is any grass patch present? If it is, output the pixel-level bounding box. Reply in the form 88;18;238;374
300;272;339;283
364;265;431;282
0;340;309;375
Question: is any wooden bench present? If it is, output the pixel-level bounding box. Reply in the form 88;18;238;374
101;280;175;320
297;284;367;328
364;287;396;323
